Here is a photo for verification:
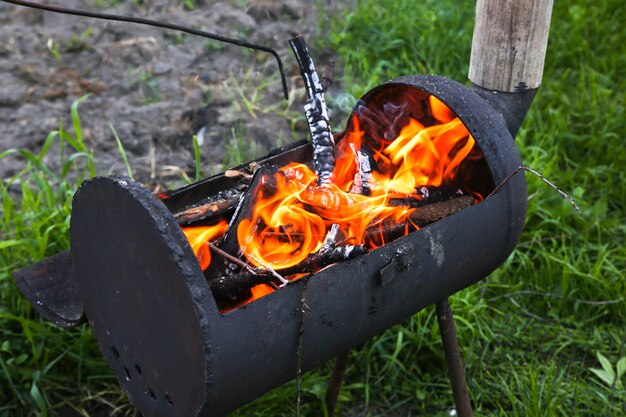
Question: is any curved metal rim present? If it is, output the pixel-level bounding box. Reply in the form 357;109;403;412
348;74;528;259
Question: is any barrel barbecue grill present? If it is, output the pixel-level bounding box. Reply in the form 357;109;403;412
10;0;553;416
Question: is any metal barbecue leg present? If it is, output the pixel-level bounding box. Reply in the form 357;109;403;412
325;350;351;417
436;298;474;417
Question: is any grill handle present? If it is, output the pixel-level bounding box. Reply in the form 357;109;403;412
469;0;554;93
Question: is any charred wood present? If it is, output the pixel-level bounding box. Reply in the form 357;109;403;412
388;184;464;208
321;59;335;93
213;195;471;294
220;167;275;258
365;195;474;245
204;167;275;285
174;195;240;225
405;194;474;225
280;242;367;277
417;184;464;203
350;146;373;195
289;35;335;186
246;254;289;286
172;186;245;225
224;169;253;181
208;271;272;303
210;243;367;301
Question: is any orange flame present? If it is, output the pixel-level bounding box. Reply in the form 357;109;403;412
236;166;327;269
181;221;228;271
237;95;475;268
182;95;477;308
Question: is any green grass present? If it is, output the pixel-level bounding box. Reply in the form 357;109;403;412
2;0;626;416
238;0;626;415
0;99;126;414
315;1;626;416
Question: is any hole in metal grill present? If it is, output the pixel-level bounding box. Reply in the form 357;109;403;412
124;366;131;380
164;393;174;406
110;346;120;359
134;363;142;376
147;388;156;400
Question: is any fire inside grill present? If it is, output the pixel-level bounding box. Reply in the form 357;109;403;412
14;74;525;417
180;91;486;312
7;0;552;414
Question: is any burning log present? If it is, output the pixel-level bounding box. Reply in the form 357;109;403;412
402;194;474;226
281;242;367;276
289;35;335;186
276;224;368;278
416;184;464;203
349;145;373;195
220;167;275;255
209;195;472;302
364;195;474;245
208;270;273;303
388;184;464;208
174;193;241;225
203;167;274;289
209;242;367;301
211;226;365;301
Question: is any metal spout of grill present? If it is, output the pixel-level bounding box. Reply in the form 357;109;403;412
12;75;526;416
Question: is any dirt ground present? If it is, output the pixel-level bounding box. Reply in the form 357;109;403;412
0;0;342;187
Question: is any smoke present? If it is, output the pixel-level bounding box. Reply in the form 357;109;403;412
326;91;358;129
332;92;358;113
353;99;409;144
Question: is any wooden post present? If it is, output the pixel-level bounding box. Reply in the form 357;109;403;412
469;0;554;92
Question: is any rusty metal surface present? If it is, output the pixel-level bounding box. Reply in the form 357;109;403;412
12;251;83;328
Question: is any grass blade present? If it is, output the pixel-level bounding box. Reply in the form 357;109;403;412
192;135;201;182
109;122;134;180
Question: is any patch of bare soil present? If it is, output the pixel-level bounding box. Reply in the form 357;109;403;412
0;0;339;187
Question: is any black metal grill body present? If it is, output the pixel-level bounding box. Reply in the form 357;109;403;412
20;75;526;416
